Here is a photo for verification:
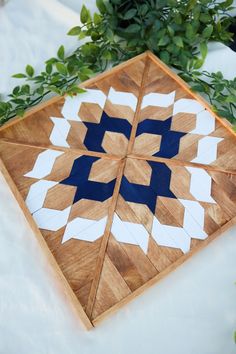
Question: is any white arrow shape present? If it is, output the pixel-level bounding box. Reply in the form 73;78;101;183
62;216;107;243
111;213;150;254
24;149;64;179
152;216;191;253
191;136;223;165
49;117;70;147
141;91;176;109
173;98;205;115
33;206;71;231
25;180;58;214
186;167;216;203
107;87;138;111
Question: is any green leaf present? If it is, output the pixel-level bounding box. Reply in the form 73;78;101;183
191;84;206;92
67;86;86;95
123;9;137;20
225;95;236;103
160;51;170;63
46;63;53;75
36;86;44;95
80;67;94;76
11;98;25;105
67;26;81;36
158;36;170;46
174;13;182;25
96;0;106;14
47;86;62;95
126;24;141;33
217;109;235;120
21;84;30;95
79;30;87;40
139;4;149;16
102;50;112;60
105;2;113;15
167;25;174;37
55;62;67;76
13;86;20;96
199;13;211;23
80;5;89;24
57;45;65;60
25;65;34;77
16;108;25;117
91;31;101;41
193;59;204;69
0;102;8;113
202;25;213;39
173;36;184;48
12;73;27;79
200;42;208;60
186;24;195;40
93;13;102;25
221;0;234;7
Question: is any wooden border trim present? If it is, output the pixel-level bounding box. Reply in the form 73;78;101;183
0;157;93;330
92;216;236;326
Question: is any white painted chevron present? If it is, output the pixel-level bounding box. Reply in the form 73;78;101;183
33;206;71;231
178;199;207;240
62;89;107;121
107;87;138;111
152;216;191;253
190;110;216;135
49;117;70;147
111;213;149;253
186;167;216;203
25;180;58;213
141;91;176;109
173;98;205;115
62;216;107;243
61;87;138;123
191;136;223;164
24;150;64;179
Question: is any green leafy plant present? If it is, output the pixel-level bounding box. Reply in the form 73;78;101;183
181;65;236;124
0;0;235;127
92;0;235;69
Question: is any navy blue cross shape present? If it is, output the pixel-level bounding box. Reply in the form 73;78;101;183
60;155;116;203
83;111;132;152
136;117;186;158
120;160;176;213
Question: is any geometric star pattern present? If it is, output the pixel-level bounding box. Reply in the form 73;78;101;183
0;52;235;329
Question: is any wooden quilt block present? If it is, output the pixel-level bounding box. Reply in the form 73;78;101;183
0;52;235;329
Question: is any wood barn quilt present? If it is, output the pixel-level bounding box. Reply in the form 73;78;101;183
0;52;235;329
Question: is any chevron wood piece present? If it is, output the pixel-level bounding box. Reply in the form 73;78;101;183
0;52;235;329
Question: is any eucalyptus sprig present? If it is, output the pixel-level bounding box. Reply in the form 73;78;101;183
0;45;96;125
180;59;236;127
0;0;235;126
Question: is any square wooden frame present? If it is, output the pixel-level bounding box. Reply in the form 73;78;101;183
0;51;235;329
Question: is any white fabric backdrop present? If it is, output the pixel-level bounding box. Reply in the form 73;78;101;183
0;1;236;353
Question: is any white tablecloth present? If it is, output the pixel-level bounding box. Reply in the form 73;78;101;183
0;1;236;353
